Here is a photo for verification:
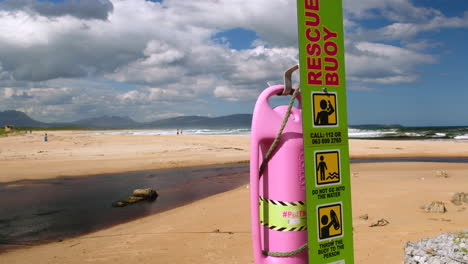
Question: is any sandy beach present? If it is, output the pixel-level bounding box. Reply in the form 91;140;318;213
0;131;250;183
0;131;467;263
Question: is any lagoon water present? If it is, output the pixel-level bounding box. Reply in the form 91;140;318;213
0;163;249;252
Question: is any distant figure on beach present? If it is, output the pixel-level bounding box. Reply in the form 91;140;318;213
315;99;334;125
44;133;48;142
317;155;328;181
176;129;179;135
180;129;182;135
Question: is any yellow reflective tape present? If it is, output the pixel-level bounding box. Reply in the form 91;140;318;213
259;196;307;232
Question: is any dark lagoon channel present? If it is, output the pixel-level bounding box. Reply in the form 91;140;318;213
1;157;467;252
0;163;249;252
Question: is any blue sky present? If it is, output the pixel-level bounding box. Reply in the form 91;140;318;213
0;0;468;126
344;1;468;126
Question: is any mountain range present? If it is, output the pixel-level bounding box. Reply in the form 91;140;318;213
0;110;253;129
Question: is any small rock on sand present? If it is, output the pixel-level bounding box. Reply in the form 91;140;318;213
435;170;449;178
451;192;468;206
421;201;447;213
359;214;369;220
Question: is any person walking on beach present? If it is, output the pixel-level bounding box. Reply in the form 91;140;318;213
44;133;48;142
315;99;334;125
317;155;327;181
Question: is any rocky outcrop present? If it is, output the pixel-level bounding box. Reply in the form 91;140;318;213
404;230;468;264
112;188;158;207
421;201;447;213
451;192;468;206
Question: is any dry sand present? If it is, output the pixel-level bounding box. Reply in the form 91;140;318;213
0;131;467;263
0;131;250;183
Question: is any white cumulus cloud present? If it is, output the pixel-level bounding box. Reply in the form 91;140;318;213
0;0;466;121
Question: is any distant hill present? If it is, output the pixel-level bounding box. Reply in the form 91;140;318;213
73;116;141;129
143;114;252;128
0;110;253;129
0;110;46;127
143;115;211;128
200;114;253;128
3;110;412;130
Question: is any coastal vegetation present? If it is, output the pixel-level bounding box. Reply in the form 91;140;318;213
0;127;22;137
0;126;88;137
16;126;88;131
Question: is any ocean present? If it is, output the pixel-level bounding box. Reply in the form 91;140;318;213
87;126;468;140
88;126;468;140
88;128;252;136
348;126;468;140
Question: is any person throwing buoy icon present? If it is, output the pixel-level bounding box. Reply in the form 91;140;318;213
320;209;341;239
315;99;335;125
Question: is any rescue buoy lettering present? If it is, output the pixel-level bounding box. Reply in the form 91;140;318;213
303;0;340;86
259;196;307;232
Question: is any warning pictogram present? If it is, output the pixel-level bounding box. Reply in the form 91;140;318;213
315;150;341;186
317;203;343;241
312;93;337;127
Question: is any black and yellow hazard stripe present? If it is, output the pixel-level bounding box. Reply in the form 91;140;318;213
260;221;308;232
259;196;305;207
259;196;307;232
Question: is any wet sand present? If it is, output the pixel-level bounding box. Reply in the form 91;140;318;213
0;132;467;263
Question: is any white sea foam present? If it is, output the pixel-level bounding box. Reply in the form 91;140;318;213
347;128;398;138
87;128;251;136
404;132;421;137
87;127;468;140
88;130;174;136
183;128;251;135
454;134;468;140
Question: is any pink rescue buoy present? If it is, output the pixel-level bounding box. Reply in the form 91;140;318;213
250;85;308;264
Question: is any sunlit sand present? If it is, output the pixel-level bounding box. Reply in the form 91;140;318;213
0;131;467;263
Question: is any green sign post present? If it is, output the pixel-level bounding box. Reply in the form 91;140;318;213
296;0;354;263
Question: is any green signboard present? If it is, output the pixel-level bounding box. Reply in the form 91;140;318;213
296;0;355;263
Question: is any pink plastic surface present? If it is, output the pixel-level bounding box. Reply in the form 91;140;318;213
250;85;308;264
